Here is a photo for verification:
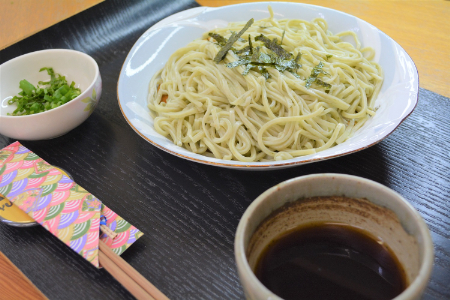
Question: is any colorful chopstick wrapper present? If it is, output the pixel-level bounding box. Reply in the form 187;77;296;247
0;142;143;268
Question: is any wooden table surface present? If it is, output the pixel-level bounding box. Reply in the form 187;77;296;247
0;252;47;300
0;1;449;299
0;0;104;50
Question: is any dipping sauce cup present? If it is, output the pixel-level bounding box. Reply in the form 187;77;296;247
235;174;434;300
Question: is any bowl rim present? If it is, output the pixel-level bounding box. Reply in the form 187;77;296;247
234;173;434;300
0;49;99;119
117;2;419;169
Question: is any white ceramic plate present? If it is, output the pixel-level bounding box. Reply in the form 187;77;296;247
117;2;418;170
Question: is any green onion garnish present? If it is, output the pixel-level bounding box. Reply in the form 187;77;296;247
7;67;81;116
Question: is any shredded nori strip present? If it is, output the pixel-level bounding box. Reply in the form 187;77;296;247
226;58;251;68
275;60;294;72
234;36;253;56
213;18;254;63
208;33;228;46
226;35;302;79
305;61;331;90
316;79;332;91
208;21;307;81
255;34;292;60
258;52;272;64
242;64;254;76
234;46;250;55
259;67;270;80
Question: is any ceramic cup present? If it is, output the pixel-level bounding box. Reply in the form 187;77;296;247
235;174;434;300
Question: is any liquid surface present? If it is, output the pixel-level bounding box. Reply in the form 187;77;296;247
0;193;33;223
254;223;407;300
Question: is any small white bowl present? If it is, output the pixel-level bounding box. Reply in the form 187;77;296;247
0;49;102;140
235;174;434;300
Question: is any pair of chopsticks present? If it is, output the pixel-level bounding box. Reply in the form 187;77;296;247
2;191;169;300
98;232;169;300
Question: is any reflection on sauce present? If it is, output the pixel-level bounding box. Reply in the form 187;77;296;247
254;222;407;300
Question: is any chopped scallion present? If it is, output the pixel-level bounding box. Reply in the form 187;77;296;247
7;67;81;116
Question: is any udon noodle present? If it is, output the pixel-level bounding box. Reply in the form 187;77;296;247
148;7;383;162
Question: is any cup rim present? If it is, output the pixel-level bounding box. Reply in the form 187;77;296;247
234;173;434;300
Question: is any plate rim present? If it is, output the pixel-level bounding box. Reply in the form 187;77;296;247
117;2;419;169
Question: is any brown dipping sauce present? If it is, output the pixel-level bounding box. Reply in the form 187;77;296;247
254;222;407;300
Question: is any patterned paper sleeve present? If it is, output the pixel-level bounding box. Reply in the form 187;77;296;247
0;141;144;268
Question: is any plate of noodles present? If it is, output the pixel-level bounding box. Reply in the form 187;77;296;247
117;2;418;169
